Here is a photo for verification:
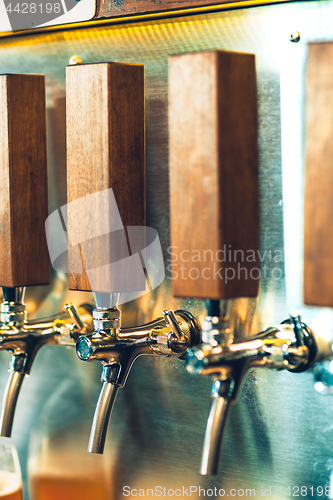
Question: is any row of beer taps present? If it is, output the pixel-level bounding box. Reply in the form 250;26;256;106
0;285;329;476
0;48;332;479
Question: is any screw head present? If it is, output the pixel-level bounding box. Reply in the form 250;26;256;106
69;55;83;65
290;31;301;43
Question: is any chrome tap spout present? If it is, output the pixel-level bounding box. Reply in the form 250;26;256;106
87;359;123;454
88;374;120;454
201;384;232;476
0;371;25;437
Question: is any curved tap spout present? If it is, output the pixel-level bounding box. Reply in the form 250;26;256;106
88;364;121;454
77;308;200;453
200;379;233;476
88;383;119;454
186;313;319;476
0;370;25;437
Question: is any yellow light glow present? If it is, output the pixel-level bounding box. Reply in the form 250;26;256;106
0;0;295;40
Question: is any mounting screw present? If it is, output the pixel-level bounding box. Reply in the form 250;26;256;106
69;55;83;65
290;31;301;43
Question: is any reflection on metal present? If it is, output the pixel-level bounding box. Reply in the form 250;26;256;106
77;306;200;454
0;1;333;497
314;361;333;396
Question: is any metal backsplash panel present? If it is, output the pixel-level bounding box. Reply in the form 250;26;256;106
0;1;333;499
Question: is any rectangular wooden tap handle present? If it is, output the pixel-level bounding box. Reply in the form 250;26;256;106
304;42;333;307
169;50;259;300
0;74;49;287
66;62;145;293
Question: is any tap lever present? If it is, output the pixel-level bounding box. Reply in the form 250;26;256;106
162;309;183;341
64;303;86;332
281;313;317;371
290;311;304;347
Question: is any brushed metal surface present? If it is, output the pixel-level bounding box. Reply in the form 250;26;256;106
0;1;332;498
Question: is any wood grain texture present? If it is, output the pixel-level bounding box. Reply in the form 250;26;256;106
95;0;242;19
66;62;145;292
304;42;333;307
169;50;259;300
0;74;49;287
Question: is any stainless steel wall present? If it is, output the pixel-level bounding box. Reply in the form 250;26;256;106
0;1;333;498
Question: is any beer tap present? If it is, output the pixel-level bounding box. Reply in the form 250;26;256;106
168;49;332;475
66;61;200;453
185;302;319;475
76;294;200;454
0;289;93;437
0;74;93;437
168;49;260;475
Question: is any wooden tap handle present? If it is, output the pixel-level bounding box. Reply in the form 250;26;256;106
66;62;145;293
169;50;259;300
0;74;49;287
304;43;333;307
